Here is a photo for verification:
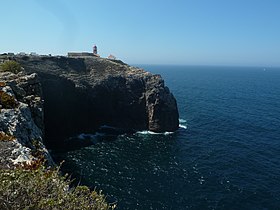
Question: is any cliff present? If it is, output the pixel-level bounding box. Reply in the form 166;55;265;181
0;71;53;168
0;54;179;152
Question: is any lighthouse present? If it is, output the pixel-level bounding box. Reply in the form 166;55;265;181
93;45;98;55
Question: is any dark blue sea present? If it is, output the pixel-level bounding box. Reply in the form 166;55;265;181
53;65;280;210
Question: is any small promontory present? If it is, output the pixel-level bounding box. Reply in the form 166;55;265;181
0;54;179;148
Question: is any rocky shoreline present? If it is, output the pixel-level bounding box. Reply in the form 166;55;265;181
0;54;179;167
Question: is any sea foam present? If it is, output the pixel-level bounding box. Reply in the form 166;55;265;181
179;118;187;129
136;130;174;135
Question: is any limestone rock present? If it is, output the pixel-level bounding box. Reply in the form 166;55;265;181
145;74;179;132
0;72;53;168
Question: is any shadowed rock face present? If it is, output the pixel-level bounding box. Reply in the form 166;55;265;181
4;55;179;146
145;74;179;132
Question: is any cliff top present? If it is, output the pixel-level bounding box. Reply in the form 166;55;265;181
0;54;157;88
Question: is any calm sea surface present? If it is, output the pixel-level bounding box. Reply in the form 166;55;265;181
53;65;280;210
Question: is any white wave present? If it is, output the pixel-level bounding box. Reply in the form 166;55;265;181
179;124;187;129
136;130;174;135
179;118;187;123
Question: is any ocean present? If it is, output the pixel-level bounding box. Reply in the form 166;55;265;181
52;65;280;210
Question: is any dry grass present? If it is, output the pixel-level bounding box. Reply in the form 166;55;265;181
0;131;16;141
0;90;18;109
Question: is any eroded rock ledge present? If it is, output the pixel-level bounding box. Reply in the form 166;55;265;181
0;72;53;168
1;55;179;149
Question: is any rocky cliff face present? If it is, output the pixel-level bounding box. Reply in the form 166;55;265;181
0;71;53;168
1;55;179;147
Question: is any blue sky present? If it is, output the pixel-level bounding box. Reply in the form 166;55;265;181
1;0;280;66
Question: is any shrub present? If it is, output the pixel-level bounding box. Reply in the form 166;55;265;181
0;90;18;109
0;131;16;141
0;60;21;74
0;164;116;210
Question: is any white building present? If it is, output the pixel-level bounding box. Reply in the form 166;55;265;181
18;52;27;56
108;54;116;60
30;52;39;56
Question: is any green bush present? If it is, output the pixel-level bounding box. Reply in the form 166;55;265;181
0;164;116;210
0;60;21;74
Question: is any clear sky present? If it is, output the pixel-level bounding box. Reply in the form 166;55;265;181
1;0;280;66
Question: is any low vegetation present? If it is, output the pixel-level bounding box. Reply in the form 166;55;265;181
0;131;16;141
0;90;18;109
0;163;116;210
0;60;21;74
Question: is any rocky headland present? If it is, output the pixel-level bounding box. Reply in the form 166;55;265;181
0;54;179;166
